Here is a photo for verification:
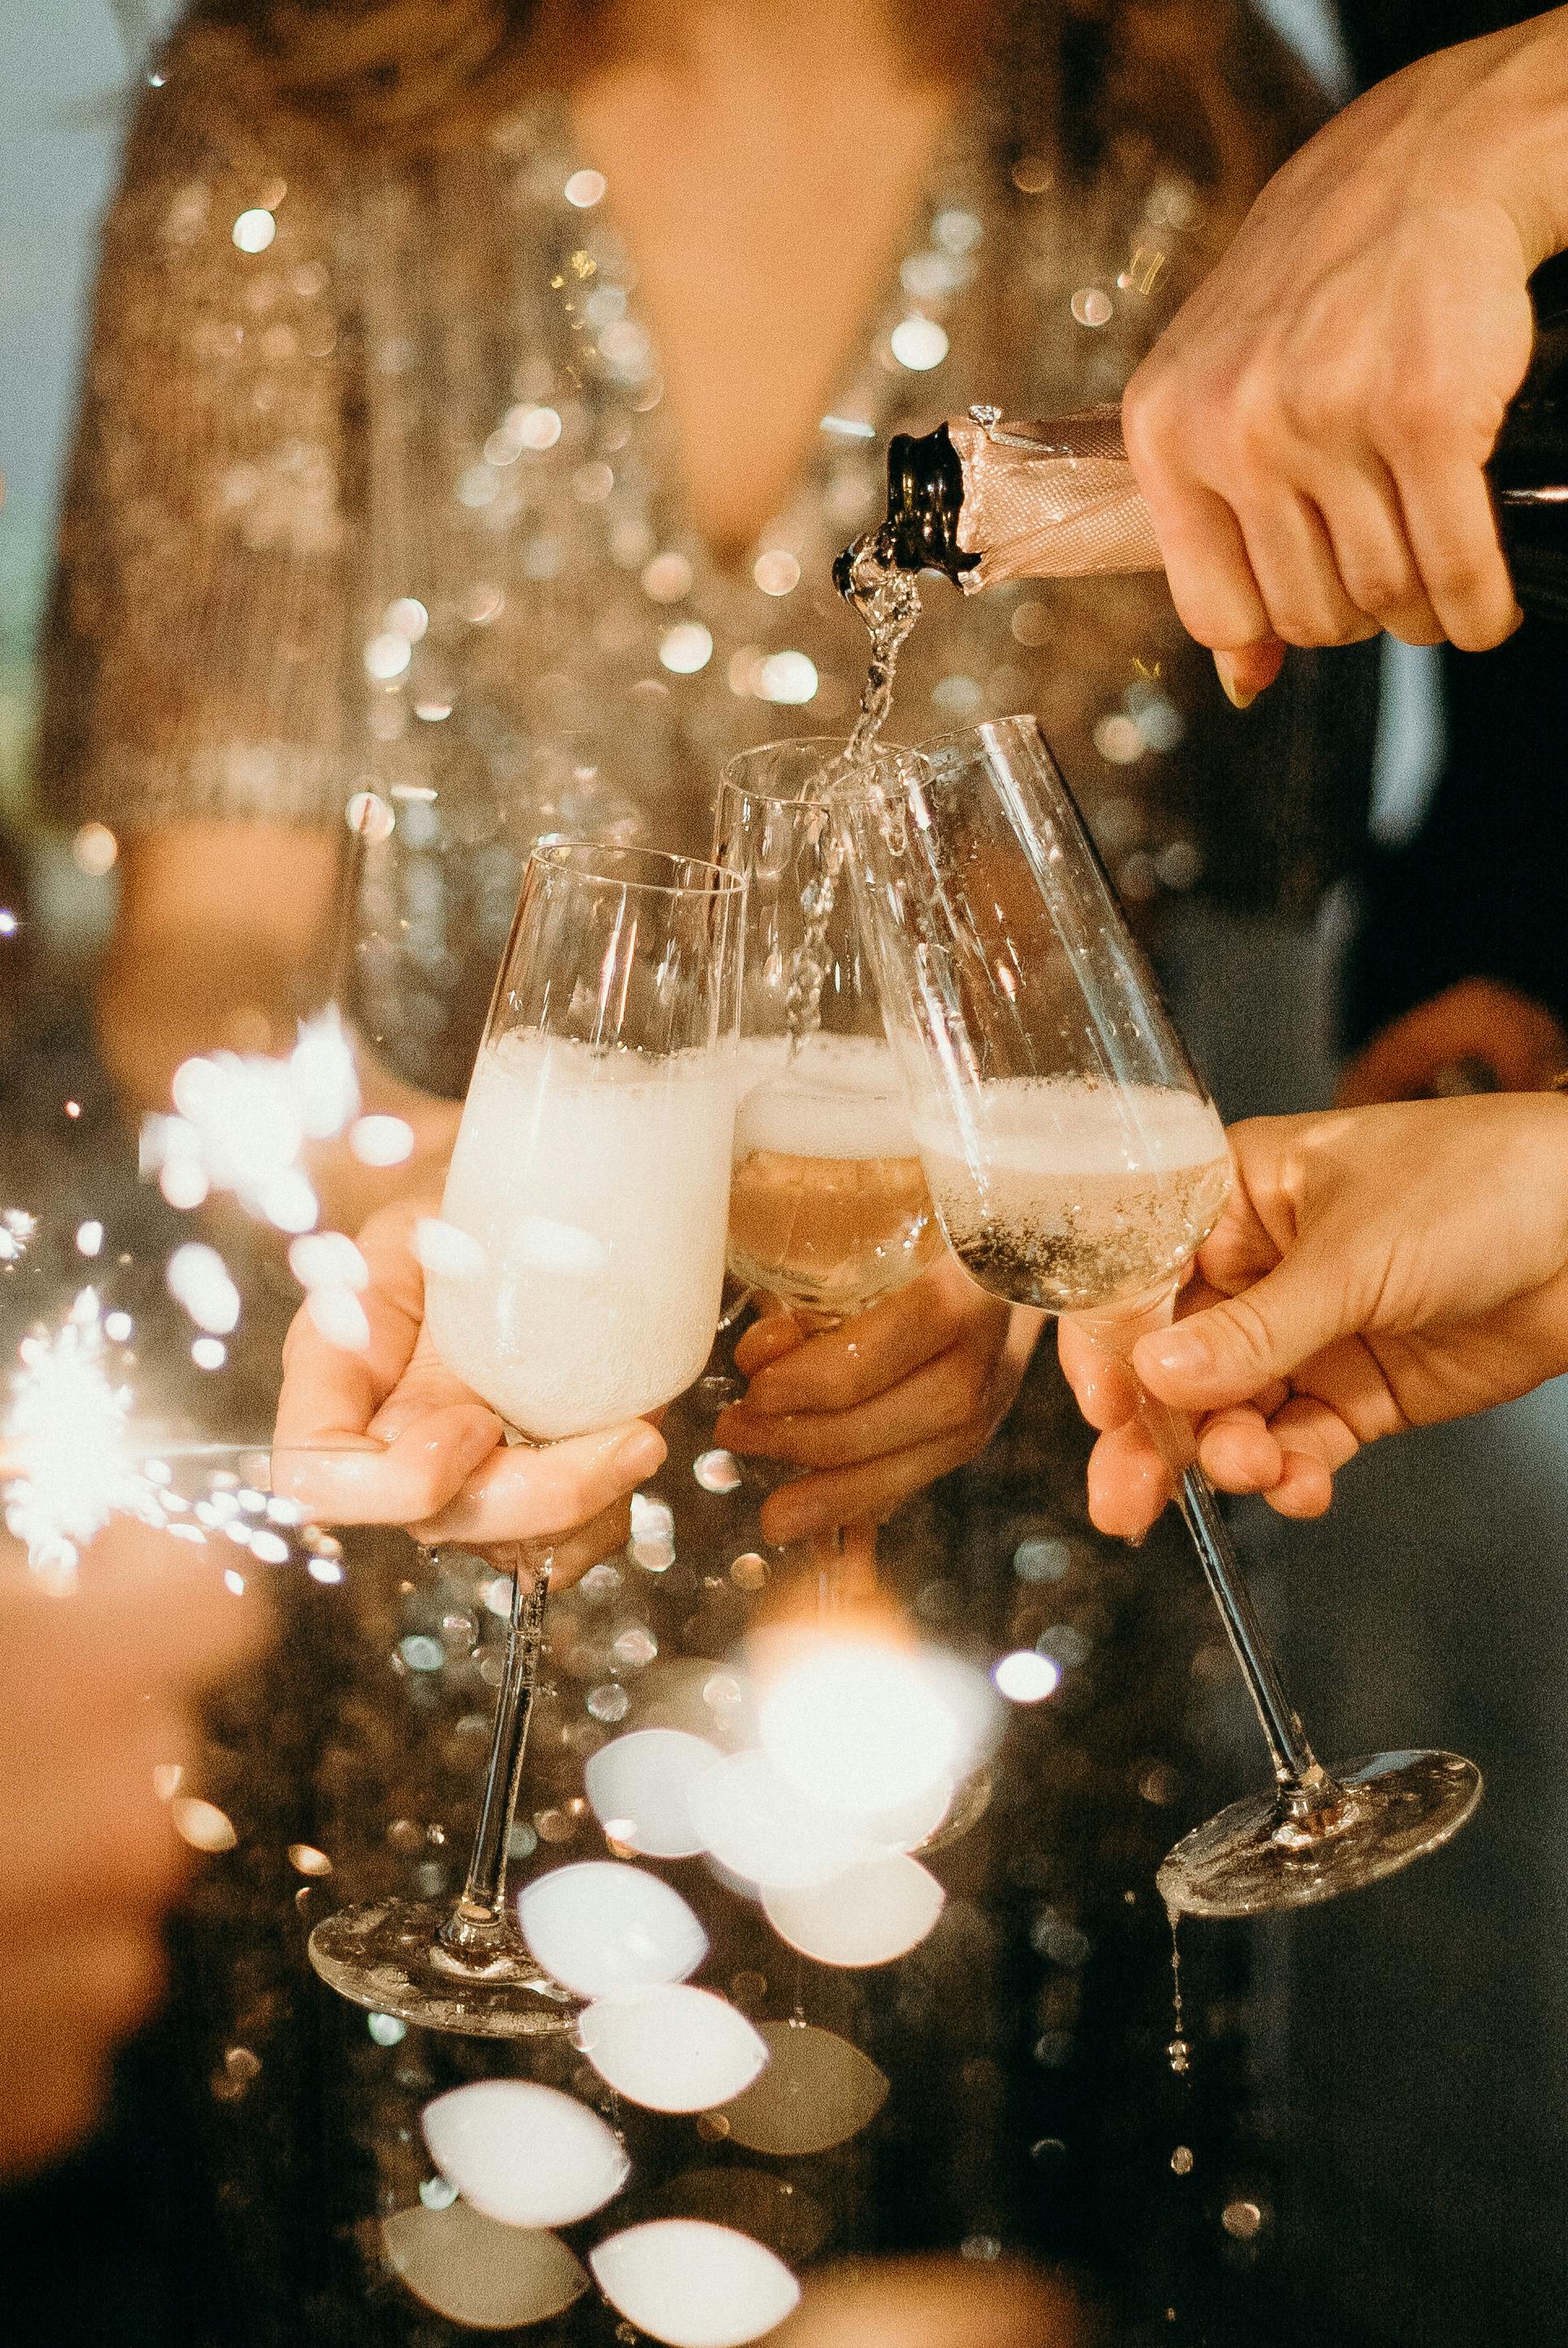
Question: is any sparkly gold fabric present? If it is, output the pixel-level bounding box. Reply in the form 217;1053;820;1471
41;5;1372;1089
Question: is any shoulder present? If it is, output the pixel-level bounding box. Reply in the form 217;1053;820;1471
110;20;342;247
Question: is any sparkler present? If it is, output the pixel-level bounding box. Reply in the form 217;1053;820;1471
2;1289;160;1585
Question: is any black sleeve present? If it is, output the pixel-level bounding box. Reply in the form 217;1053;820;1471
1335;2;1552;85
1344;620;1568;1047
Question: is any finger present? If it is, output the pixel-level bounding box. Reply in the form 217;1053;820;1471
1234;489;1381;648
758;1426;984;1542
1396;457;1520;651
459;1498;636;1594
1057;1320;1141;1431
1213;639;1285;709
271;1404;502;1526
1122;389;1278;654
1263;1450;1336;1518
733;1311;808;1380
410;1420;666;1546
1084;1420;1173;1539
741;1265;1003;1415
1193;1405;1287;1494
719;1338;997;1472
1308;456;1447;645
1131;1246;1362;1415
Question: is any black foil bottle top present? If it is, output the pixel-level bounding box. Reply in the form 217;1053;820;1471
832;423;981;597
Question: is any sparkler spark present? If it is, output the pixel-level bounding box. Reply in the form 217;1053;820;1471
3;1289;159;1583
140;1007;361;1233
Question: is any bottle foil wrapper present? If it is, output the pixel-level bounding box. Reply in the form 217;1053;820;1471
949;405;1164;588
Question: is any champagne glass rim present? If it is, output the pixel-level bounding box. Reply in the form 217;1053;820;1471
719;735;907;811
526;836;744;901
826;713;1040;798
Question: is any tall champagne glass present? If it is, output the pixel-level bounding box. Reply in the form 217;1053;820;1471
835;718;1481;1918
308;841;744;2030
714;741;943;1602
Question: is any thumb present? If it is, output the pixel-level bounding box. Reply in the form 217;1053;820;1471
1130;1246;1347;1411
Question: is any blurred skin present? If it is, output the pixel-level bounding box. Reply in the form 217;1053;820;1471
0;1523;260;2180
1056;1094;1568;1536
1335;975;1568;1110
1123;10;1568;706
768;2254;1091;2348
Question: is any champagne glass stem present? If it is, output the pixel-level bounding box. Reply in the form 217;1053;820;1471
440;1546;551;1954
1134;1387;1344;1821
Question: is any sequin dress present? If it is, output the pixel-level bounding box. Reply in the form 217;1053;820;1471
37;10;1375;2344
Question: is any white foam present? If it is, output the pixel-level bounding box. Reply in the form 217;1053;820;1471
425;1031;733;1437
914;1077;1225;1179
733;1033;914;1163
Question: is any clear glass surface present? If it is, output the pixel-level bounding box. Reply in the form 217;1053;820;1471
713;740;940;1325
835;717;1481;1917
308;842;745;2029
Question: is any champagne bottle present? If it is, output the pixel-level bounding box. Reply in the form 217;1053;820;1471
840;320;1568;620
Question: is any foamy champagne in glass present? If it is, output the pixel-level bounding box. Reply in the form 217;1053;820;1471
305;841;745;2038
427;1028;735;1437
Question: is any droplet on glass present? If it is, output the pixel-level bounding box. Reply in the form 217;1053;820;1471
693;1450;742;1494
421;2080;630;2228
368;2011;406;2046
172;1797;237;1852
588;1683;631;1723
993;1650;1059;1704
1171;2143;1196;2176
890;315;949;371
762;1852;945;1968
659;622;715;676
1071;286;1114;328
752;550;801;597
72;822;119;876
687;1749;864;1890
716;2021;889;2156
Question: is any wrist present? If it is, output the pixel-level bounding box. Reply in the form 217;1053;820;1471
1462;10;1568;271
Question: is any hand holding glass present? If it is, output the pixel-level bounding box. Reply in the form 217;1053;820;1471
835;718;1480;1917
304;841;743;2028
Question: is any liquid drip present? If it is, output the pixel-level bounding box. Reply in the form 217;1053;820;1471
1166;1902;1191;2076
782;531;923;1053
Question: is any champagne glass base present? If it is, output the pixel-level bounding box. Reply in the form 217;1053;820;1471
1158;1750;1483;1920
307;1900;580;2037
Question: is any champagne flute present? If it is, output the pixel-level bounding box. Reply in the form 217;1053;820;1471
307;841;745;2030
834;717;1481;1918
714;741;943;1602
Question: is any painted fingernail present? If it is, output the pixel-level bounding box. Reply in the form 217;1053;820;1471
1213;652;1257;711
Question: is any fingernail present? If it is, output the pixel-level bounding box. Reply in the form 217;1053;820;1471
614;1424;667;1481
456;1412;503;1476
1140;1326;1213;1380
1213;652;1257;711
